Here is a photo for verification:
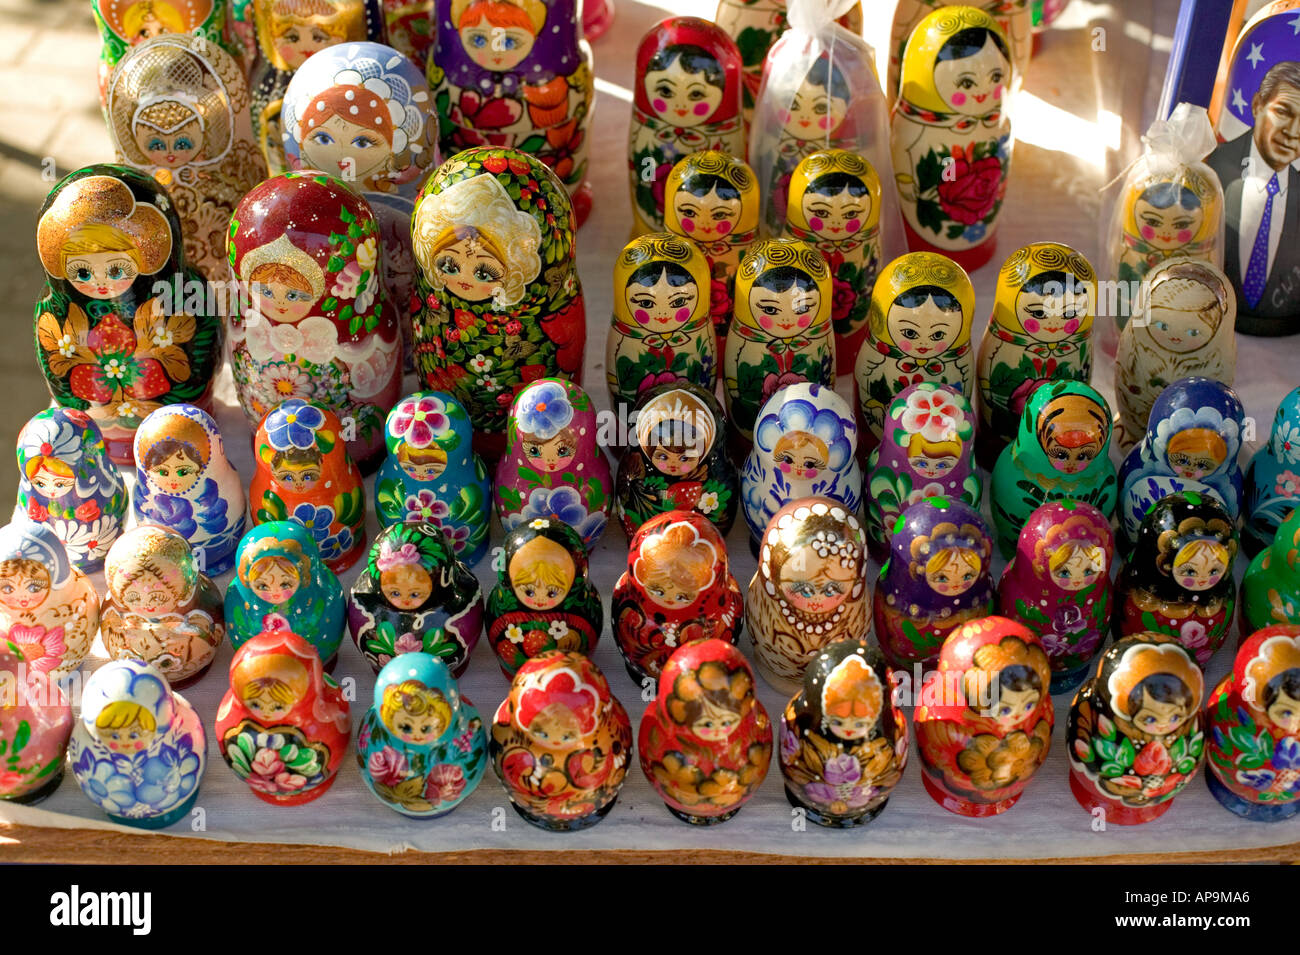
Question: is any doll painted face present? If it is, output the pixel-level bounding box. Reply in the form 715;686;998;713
1038;395;1105;474
800;183;869;238
0;562;51;613
270;448;323;491
274;21;340;70
924;547;981;597
29;463;76;499
783;76;848;141
649;440;701;476
982;669;1040;727
779;545;853;615
242;674;303;721
1166;429;1226;481
773;432;829;483
644;47;725;127
672;183;740;241
886;290;963;357
1132;184;1204;251
434;233;506;303
641;568;702;610
1171;540;1229;591
827;713;873;740
1128;684;1190;737
250;268;319;324
527;701;583;749
625;267;698;333
249;557;301;605
119;568;179;615
98;708;156;753
1050;542;1105;591
134;115;202;169
399;446;448;482
384;684;450;744
458;1;539;72
933;31;1008;116
65;250;138;298
380;563;434;610
520;427;576;473
147;447;203;495
1265;676;1300;735
1015;278;1090;342
1145;305;1216;353
749;271;821;338
125;1;179;42
302;113;392;181
509;536;575;611
908;439;961;479
691;695;742;742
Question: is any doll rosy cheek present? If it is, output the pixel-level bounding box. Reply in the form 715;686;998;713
693;102;710;116
759;315;773;329
993;85;1002;100
1023;318;1040;333
1176;229;1192;242
899;340;912;352
809;216;824;232
817;115;832;129
674;306;690;322
715;220;732;235
950;92;967;106
1064;318;1080;333
680;218;695;233
633;308;650;324
778;461;791;472
779;110;792;124
845;218;860;233
1140;225;1156;239
652;98;667;113
797;314;811;328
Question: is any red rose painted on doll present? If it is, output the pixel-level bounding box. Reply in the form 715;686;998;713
541;299;585;375
425;763;467;803
26;500;48;522
762;371;805;401
709;278;731;322
937;147;1002;226
1132;740;1172;777
74;500;101;522
831;277;855;323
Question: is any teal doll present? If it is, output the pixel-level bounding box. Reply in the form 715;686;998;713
225;521;346;671
990;380;1117;559
1243;386;1300;557
373;391;491;566
1242;509;1300;632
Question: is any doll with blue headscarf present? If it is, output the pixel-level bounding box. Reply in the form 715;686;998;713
0;521;99;678
1243;386;1300;556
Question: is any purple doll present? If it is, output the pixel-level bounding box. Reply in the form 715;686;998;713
0;639;73;804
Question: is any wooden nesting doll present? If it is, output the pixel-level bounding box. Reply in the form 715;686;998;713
410;146;586;461
215;628;351;804
853;251;975;457
132;404;246;576
1243;386;1300;557
873;495;994;671
34;165;223;466
105;33;266;282
1243;509;1300;632
491;650;632;830
0;640;72;805
865;381;980;563
582;0;614;40
358;651;487;818
975;242;1096;470
627;17;746;236
15;408;127;574
723;237;834;447
250;399;367;572
639;638;772;825
890;7;1015;271
990;380;1117;559
381;0;434;64
887;0;1031;103
612;510;743;688
69;659;207;829
485;517;603;676
1206;624;1300;821
494;378;611;550
615;382;738;537
997;500;1114;694
1067;633;1205;825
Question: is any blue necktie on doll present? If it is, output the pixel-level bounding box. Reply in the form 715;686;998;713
1244;172;1280;308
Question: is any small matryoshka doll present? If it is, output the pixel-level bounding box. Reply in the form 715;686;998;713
0;640;72;805
1067;633;1205;825
34;165;224;466
132;404;246;577
485;518;603;676
491;650;632;830
348;521;483;675
975;242;1097;470
865;382;980;563
1243;510;1300;632
997;500;1114;694
358;652;487;818
613;510;743;688
215;628;351;805
990;380;1117;559
69;659;207;829
1116;491;1238;669
887;0;1031;103
15;408;127;574
494;378;611;551
250;399;367;573
1243;387;1300;558
890;7;1015;271
914;616;1053;816
873;496;994;670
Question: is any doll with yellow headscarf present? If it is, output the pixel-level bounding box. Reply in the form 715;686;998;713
887;0;1031;105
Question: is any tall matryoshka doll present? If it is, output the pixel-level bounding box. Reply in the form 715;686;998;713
887;0;1031;103
1244;386;1300;557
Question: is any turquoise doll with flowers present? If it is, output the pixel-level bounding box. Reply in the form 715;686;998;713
1243;386;1300;557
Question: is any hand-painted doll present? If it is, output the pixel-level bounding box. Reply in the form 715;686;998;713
873;495;994;670
34;165;223;466
226;521;346;667
381;0;434;64
865;382;980;562
15;408;127;573
215;628;351;804
1205;624;1300;820
1067;633;1205;825
990;380;1117;559
249;399;367;572
132;404;246;576
626;17;745;236
1243;509;1300;632
1243;386;1300;557
347;521;483;675
890;7;1015;271
612;510;743;688
975;242;1096;470
494;378;610;550
491;650;632;830
485;517;603;676
997;500;1114;694
639;638;772;825
615;382;738;536
358;651;487;817
373;391;490;565
853;251;975;457
69;658;206;829
0;639;72;805
887;0;1031;103
0;523;99;680
741;381;862;545
582;0;614;40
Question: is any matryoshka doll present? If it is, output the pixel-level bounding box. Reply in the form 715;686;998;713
491;650;632;830
358;652;487;818
215;628;351;805
639;638;772;825
249;399;367;572
997;500;1114;694
0;640;72;805
873;496;994;670
1242;510;1300;632
890;7;1015;271
381;0;434;63
1067;633;1205;825
34;165;223;466
612;510;743;687
914;616;1053;816
485;517;603;676
1115;491;1238;669
69;659;206;829
1205;624;1300;820
887;0;1031;103
626;17;745;236
15;408;127;573
494;378;610;550
975;241;1096;470
132;404;246;577
348;521;483;675
780;637;907;827
1243;386;1300;557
